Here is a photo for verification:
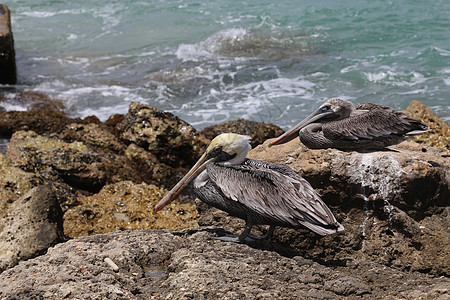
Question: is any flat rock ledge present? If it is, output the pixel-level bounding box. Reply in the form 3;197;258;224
0;230;448;300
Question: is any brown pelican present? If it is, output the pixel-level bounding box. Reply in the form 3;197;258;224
269;98;429;150
154;133;343;243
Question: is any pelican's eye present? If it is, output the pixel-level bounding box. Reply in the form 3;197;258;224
207;145;236;162
319;105;332;113
207;146;223;158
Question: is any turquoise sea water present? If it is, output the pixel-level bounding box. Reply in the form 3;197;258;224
2;0;449;129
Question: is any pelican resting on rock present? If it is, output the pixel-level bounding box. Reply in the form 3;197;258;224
154;133;343;243
269;98;429;150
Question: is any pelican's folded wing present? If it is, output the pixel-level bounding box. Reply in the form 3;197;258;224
206;159;343;235
324;106;428;141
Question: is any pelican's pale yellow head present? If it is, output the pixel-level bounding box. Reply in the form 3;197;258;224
206;133;252;165
153;133;252;212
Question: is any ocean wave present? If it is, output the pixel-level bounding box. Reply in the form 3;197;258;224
176;27;314;63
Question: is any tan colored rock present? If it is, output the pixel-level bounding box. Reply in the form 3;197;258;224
0;185;65;272
0;110;79;137
0;153;42;218
6;131;142;192
240;139;449;275
117;102;209;168
63;181;198;238
404;99;450;148
124;143;180;187
59;123;126;154
0;230;448;299
0;4;16;84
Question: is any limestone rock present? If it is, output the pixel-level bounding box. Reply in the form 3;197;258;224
0;110;78;138
0;185;65;272
117;102;209;168
63;181;198;238
124;143;179;187
236;139;449;275
0;230;448;299
201;118;284;148
404;99;450;148
59;123;126;154
0;4;16;84
6;131;142;192
0;153;42;218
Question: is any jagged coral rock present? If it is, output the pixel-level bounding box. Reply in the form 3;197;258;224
63;181;198;238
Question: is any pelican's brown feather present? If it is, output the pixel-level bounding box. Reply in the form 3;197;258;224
322;104;428;142
206;159;342;235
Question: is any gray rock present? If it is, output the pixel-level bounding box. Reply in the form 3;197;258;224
0;185;65;272
205;140;450;276
0;230;448;299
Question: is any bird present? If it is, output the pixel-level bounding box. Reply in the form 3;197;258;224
268;98;429;150
154;133;343;243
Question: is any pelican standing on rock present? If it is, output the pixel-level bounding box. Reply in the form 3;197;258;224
154;133;343;243
269;98;429;150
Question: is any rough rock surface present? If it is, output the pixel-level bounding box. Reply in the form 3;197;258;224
237;139;449;275
404;100;450;148
0;4;16;84
201;118;284;148
6;130;143;192
117;102;209;168
0;153;42;217
0;230;448;299
0;100;448;297
0;185;65;272
0;110;78;138
64;181;198;238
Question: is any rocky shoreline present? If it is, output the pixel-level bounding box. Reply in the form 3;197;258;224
0;95;449;299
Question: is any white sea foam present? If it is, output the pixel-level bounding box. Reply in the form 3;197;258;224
176;28;249;62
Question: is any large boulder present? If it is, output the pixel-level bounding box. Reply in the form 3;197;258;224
237;139;448;275
196;138;449;276
0;185;65;272
63;181;198;238
117;102;209;168
6;131;143;192
0;153;42;217
0;110;77;138
0;230;448;299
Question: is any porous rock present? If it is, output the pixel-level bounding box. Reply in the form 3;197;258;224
117;102;209;168
63;181;198;238
239;139;450;275
0;110;76;138
6;130;142;192
404;100;450;148
0;153;42;218
201;118;284;148
0;185;65;272
0;230;448;299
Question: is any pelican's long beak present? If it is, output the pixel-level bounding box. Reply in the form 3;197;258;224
268;108;333;147
153;152;215;213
